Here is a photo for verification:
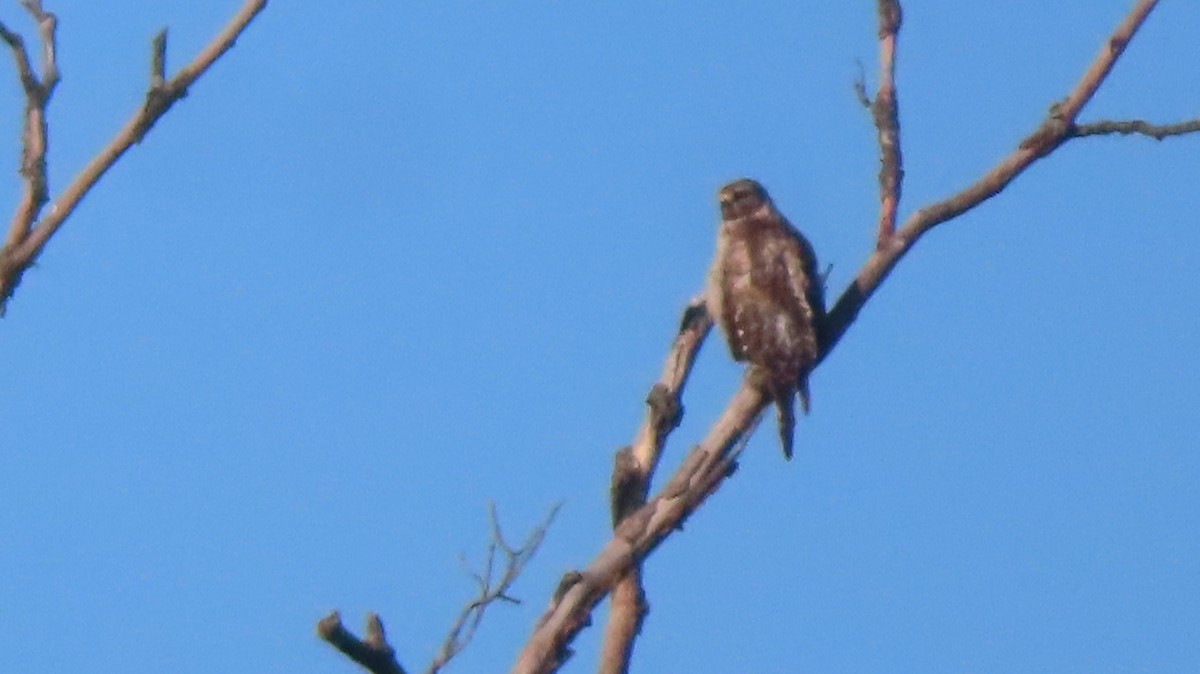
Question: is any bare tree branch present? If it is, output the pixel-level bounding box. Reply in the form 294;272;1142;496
150;28;167;90
600;297;711;674
821;0;1176;356
613;296;711;522
514;1;1199;671
424;503;560;674
870;0;903;248
0;0;269;314
514;382;765;674
317;612;408;674
595;571;646;674
320;505;559;674
1071;118;1200;140
0;1;56;253
21;1;58;91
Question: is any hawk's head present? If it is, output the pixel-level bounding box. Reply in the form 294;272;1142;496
718;178;772;220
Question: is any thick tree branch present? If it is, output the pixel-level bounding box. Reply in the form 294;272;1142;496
617;296;712;515
600;296;711;674
0;0;268;314
515;382;766;674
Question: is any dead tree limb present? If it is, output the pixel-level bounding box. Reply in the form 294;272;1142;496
870;0;902;248
424;503;560;674
515;383;766;674
599;297;710;674
0;1;58;255
820;0;1172;356
513;1;1197;672
1071;118;1200;140
0;0;269;314
321;504;559;674
317;613;408;674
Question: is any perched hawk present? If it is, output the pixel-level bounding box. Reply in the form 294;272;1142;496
706;178;825;460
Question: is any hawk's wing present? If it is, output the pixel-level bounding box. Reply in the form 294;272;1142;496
750;216;823;363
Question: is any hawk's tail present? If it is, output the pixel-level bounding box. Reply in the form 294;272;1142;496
769;384;796;461
773;378;810;461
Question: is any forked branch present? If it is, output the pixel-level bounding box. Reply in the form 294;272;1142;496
317;613;408;674
513;1;1198;672
821;0;1180;353
0;0;268;314
321;504;560;674
426;503;559;674
599;296;711;674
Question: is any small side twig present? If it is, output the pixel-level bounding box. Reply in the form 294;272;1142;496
150;28;167;90
320;504;559;674
20;0;58;93
1071;118;1200;140
424;502;560;674
852;60;872;110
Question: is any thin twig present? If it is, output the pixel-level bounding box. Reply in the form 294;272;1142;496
320;505;559;674
150;28;167;90
1071;118;1200;140
852;60;872;110
0;20;35;92
0;0;268;314
424;503;560;674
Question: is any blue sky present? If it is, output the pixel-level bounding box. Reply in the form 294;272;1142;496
2;2;1198;672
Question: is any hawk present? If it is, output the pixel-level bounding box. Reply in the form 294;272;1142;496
706;178;825;460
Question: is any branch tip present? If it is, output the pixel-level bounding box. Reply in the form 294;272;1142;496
1072;118;1200;141
0;0;269;313
852;60;871;109
151;28;167;88
419;503;559;674
316;611;407;674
